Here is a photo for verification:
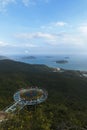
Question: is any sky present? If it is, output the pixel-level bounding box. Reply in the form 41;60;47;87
0;0;87;55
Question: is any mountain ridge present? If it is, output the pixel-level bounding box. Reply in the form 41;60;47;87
0;59;53;72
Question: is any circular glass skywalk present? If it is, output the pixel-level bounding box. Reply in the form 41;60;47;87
14;87;48;105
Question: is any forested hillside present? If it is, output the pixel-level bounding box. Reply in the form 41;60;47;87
0;60;87;130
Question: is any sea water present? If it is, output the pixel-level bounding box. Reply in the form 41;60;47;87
9;54;87;71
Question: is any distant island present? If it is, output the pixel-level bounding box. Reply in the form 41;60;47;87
22;56;36;59
56;60;68;64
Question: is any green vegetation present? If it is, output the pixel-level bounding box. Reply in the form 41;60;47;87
0;59;87;130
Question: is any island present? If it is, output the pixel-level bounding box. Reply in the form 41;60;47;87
56;60;68;64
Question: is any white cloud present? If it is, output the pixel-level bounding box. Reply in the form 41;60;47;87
0;41;9;46
76;24;87;45
15;32;57;41
40;21;68;32
0;0;15;12
0;40;22;47
36;32;56;40
22;0;50;6
53;22;67;27
78;25;87;35
25;43;37;47
22;0;29;6
15;31;84;47
0;0;49;12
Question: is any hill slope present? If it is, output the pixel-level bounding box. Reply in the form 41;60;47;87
0;59;87;130
0;59;53;72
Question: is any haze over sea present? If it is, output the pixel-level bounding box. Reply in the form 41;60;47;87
9;54;87;71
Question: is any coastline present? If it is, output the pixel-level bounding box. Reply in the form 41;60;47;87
2;54;87;72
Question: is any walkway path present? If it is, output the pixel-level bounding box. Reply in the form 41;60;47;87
4;100;28;113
